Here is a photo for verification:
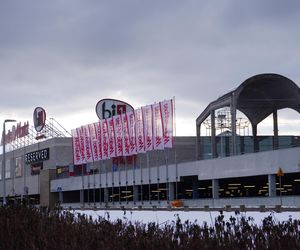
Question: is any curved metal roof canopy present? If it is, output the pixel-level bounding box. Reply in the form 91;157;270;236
196;73;300;158
235;74;300;125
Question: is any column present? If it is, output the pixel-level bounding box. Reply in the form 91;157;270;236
212;179;219;199
168;182;175;201
104;188;109;203
196;124;201;160
268;174;276;197
273;110;279;150
133;185;139;203
80;190;84;205
211;110;217;158
59;191;63;204
230;94;237;156
252;124;259;152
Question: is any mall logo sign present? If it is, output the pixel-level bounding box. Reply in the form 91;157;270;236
33;107;46;132
95;99;134;119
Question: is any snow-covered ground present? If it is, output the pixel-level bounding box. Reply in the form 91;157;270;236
75;209;300;226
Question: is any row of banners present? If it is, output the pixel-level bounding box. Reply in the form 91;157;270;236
72;99;174;165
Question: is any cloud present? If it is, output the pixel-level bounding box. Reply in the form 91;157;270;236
0;0;300;135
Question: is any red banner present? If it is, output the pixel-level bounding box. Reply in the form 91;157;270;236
101;120;109;159
71;129;83;165
107;117;116;158
122;113;130;156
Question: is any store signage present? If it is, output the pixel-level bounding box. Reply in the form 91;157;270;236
0;121;29;145
25;148;50;164
33;107;46;132
95;99;134;120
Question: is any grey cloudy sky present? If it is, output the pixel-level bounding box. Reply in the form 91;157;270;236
1;0;300;136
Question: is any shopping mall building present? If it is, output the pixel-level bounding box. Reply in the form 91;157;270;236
1;73;300;211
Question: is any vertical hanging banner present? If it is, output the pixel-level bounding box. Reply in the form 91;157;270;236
77;127;87;164
152;103;164;150
101;120;109;159
127;111;137;155
71;129;83;165
135;108;145;153
82;125;93;163
94;121;103;161
161;99;174;148
121;113;130;156
89;123;99;161
113;115;123;157
107;117;116;158
142;105;154;151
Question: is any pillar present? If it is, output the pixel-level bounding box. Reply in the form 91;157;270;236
196;124;201;160
104;187;109;203
268;174;276;197
252;124;259;153
59;191;63;204
273;110;279;150
212;179;219;199
168;182;175;201
80;190;84;204
133;185;139;202
192;180;199;199
211;110;217;158
230;94;237;156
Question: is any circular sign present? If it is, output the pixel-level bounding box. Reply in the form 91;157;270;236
33;107;46;132
95;99;134;119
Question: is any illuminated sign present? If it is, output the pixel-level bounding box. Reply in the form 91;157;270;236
25;148;50;164
33;107;46;132
0;121;29;145
95;99;134;120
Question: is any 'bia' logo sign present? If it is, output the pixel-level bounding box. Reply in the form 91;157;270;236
95;99;134;119
33;107;46;132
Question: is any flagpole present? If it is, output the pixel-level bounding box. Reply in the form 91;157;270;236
173;96;178;200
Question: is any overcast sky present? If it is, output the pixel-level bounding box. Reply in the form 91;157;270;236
1;0;300;136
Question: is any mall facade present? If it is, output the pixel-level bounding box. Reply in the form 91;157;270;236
1;73;300;211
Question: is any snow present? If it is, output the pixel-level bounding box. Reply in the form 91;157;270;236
74;209;300;226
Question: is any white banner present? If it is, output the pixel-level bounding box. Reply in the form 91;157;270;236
127;111;137;155
142;105;153;151
71;129;83;165
152;103;164;150
113;115;123;157
122;113;130;156
101;120;109;159
161;99;174;148
135;108;145;153
107;117;116;158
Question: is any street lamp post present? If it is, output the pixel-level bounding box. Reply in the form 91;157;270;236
2;119;16;205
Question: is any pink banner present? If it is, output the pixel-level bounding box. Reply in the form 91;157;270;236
71;129;83;165
113;115;123;157
127;111;137;155
161;99;174;148
142;105;153;151
82;125;93;163
89;123;99;161
77;127;87;164
101;120;109;159
152;103;164;150
107;117;116;158
94;121;103;160
135;108;145;153
122;113;130;156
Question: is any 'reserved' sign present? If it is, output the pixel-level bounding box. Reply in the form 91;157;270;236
95;99;134;120
25;148;50;164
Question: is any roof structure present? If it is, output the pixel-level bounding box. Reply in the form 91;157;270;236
196;73;300;159
196;73;300;127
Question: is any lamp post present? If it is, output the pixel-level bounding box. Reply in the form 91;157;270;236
2;119;16;205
